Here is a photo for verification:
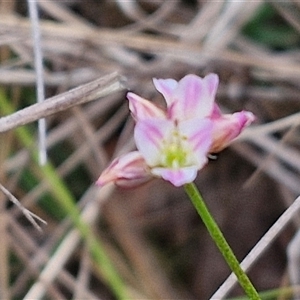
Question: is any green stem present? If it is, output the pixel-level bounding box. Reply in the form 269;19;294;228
184;182;260;300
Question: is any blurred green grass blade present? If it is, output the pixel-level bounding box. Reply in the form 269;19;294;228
20;168;66;220
243;3;300;49
0;88;128;299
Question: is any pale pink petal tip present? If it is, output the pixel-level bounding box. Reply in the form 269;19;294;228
152;78;178;104
171;74;219;120
96;152;152;188
243;111;256;126
126;92;165;120
152;167;198;187
204;73;219;96
210;110;255;153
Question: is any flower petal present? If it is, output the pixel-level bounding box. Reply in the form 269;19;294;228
211;103;222;119
178;118;212;167
210;111;255;152
96;151;152;188
205;73;219;99
127;92;166;120
153;78;178;106
134;119;173;166
172;74;219;120
151;166;198;186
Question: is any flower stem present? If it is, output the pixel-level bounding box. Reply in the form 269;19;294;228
184;182;260;300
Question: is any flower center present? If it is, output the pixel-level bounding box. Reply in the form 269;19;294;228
161;129;189;169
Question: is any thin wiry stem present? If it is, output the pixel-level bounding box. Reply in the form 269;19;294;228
0;183;47;232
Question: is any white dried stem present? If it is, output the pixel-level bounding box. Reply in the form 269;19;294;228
28;0;47;165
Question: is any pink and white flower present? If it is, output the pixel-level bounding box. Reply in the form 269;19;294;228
97;115;213;187
96;74;255;188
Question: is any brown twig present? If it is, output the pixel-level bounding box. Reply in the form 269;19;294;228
0;72;126;133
